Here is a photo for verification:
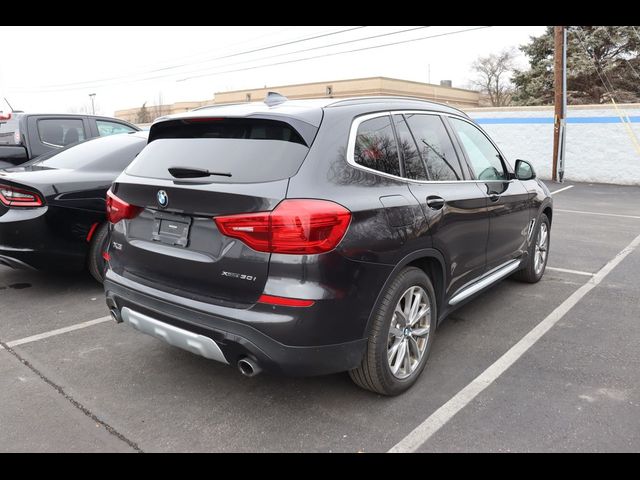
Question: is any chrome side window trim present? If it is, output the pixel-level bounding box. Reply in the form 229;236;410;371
443;113;512;174
41;140;64;148
345;110;513;185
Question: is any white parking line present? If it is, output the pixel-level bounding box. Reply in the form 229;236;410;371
1;316;111;350
546;266;594;277
389;231;640;453
556;209;640;220
550;185;574;195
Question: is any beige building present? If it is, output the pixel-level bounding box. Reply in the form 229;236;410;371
115;100;212;124
214;77;480;107
114;77;480;123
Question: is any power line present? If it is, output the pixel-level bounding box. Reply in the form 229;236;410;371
170;26;432;81
600;26;640;81
12;26;367;91
573;27;618;98
573;27;640;156
178;26;492;82
9;26;490;94
10;26;428;93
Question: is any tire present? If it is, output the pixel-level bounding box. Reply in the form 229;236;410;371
512;213;550;283
349;267;437;396
87;223;109;284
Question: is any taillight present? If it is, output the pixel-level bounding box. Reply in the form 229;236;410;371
0;183;43;207
257;294;315;307
106;190;142;224
215;199;351;254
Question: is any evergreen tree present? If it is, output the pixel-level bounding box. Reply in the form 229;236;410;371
513;26;640;105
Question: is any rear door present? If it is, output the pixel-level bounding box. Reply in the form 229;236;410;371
109;117;313;306
27;116;91;157
447;117;531;272
397;112;490;299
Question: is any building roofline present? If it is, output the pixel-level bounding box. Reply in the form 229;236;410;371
213;76;478;96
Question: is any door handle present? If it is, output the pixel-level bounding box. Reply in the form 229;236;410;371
426;196;445;210
489;193;501;202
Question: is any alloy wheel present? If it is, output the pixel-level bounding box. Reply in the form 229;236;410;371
534;222;549;275
387;286;431;379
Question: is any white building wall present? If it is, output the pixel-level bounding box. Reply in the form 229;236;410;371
465;106;640;185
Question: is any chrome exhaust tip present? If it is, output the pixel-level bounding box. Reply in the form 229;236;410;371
110;308;122;324
238;357;261;377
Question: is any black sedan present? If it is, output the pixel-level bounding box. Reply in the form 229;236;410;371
0;131;148;282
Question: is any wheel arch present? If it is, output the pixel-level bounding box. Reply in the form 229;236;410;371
543;205;553;225
539;197;553;225
363;248;447;338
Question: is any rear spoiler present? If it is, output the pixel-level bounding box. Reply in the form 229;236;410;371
149;115;319;147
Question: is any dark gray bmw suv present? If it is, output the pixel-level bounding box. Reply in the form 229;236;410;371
104;95;552;395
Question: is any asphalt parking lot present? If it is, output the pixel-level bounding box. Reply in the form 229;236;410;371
1;181;639;452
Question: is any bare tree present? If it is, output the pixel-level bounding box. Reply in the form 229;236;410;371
136;102;151;123
153;92;165;119
67;103;91;114
471;49;517;106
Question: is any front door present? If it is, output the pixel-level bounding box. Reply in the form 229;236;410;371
447;117;531;272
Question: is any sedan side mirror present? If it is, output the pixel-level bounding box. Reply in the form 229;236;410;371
515;159;536;180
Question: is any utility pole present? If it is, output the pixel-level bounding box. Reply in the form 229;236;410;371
89;93;96;115
552;26;567;182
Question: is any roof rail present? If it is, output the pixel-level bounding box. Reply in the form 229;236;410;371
326;95;469;117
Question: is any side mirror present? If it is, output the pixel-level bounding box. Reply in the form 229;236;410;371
515;159;536;180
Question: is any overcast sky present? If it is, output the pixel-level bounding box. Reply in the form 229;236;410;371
0;26;546;116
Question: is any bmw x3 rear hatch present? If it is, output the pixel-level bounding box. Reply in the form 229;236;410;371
107;116;316;306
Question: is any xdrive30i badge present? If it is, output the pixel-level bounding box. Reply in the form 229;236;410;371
221;271;257;282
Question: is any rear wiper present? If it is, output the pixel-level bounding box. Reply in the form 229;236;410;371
168;167;232;179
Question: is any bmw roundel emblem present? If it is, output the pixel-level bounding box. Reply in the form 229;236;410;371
157;190;169;208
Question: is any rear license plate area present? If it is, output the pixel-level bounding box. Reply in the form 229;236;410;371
152;212;192;247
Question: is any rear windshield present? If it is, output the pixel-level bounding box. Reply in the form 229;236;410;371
31;133;147;170
127;118;310;183
0;115;21;145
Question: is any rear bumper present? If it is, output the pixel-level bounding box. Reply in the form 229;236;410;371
0;206;87;271
0;253;36;269
104;270;368;376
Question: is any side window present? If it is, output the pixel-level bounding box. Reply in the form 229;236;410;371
353;115;401;177
38;119;86;147
97;120;137;137
405;114;462;181
450;118;506;181
392;114;427;180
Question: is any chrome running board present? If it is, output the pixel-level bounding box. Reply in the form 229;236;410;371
449;259;522;306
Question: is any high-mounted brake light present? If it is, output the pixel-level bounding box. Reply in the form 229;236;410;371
183;117;224;123
0;183;43;207
214;199;351;254
106;190;142;224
